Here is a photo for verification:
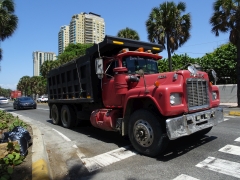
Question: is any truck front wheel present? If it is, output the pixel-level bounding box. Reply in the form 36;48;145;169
61;105;76;128
128;109;169;157
51;104;60;125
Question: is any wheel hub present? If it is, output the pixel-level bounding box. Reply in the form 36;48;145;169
133;120;154;147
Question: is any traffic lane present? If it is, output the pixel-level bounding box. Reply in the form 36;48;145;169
77;117;240;180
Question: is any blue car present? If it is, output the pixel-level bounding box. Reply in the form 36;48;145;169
13;97;37;110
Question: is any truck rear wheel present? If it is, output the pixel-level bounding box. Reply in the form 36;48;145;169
128;109;169;157
51;104;60;125
61;105;76;128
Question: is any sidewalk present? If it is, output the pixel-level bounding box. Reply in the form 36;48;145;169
219;103;240;116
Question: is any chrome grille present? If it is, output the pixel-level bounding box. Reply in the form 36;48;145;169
186;78;209;111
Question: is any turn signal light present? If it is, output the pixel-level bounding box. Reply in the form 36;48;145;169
154;81;160;87
137;47;144;52
209;82;213;86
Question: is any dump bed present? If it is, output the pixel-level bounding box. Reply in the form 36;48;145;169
47;35;163;104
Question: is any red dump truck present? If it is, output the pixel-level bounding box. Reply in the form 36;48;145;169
11;90;22;100
47;36;224;157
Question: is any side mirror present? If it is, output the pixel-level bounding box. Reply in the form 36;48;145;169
95;58;103;79
211;69;217;79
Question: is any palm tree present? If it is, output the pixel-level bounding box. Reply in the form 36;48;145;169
0;0;18;61
17;76;30;96
117;27;140;40
146;1;191;71
210;0;240;106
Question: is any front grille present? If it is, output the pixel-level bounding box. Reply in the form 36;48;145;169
186;78;209;111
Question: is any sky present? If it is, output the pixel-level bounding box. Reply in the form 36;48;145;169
0;0;230;90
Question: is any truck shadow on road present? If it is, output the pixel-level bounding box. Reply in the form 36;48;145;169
156;134;217;161
46;119;131;148
46;119;217;162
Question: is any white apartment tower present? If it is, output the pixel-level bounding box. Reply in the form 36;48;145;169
58;25;70;55
33;51;56;76
69;12;105;45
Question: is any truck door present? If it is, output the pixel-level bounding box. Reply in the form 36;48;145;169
102;60;122;107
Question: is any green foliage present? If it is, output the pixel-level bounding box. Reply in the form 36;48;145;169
0;0;18;62
0;142;24;180
57;43;93;64
17;76;31;96
199;43;237;84
158;53;197;72
0;87;11;98
8;119;27;131
117;27;140;40
0;110;27;179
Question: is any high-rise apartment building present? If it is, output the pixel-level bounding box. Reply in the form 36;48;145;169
58;12;105;55
58;25;70;55
69;12;105;44
33;51;56;76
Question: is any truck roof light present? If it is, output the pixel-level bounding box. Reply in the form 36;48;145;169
146;50;152;53
113;41;124;45
120;48;129;53
153;47;160;51
137;47;144;52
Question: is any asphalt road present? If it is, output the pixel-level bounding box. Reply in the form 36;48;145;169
1;102;240;180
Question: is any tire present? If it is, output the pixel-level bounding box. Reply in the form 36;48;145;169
51;104;61;125
194;127;212;137
128;109;169;157
61;105;76;128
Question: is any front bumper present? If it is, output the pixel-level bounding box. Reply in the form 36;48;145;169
166;107;223;140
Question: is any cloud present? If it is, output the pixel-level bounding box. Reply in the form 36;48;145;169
0;84;17;90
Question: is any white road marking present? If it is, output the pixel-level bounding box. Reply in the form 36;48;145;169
224;118;229;121
196;156;240;178
219;144;240;156
52;128;71;141
80;146;137;172
36;108;49;111
173;174;199;180
9;112;22;116
235;137;240;142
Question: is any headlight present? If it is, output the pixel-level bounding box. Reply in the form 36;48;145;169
170;93;182;105
212;92;217;100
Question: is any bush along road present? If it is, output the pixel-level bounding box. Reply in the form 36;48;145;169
0;110;32;180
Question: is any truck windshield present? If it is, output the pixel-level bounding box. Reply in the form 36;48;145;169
122;56;158;74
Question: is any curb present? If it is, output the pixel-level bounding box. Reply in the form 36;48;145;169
229;111;240;116
0;109;52;180
31;125;52;180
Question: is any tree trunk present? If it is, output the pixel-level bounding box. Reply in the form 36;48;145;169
166;34;172;71
237;35;240;107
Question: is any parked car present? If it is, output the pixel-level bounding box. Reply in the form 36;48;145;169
37;95;48;103
0;97;9;104
13;97;37;110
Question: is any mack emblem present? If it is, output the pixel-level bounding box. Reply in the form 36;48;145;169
158;75;167;79
191;73;204;78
